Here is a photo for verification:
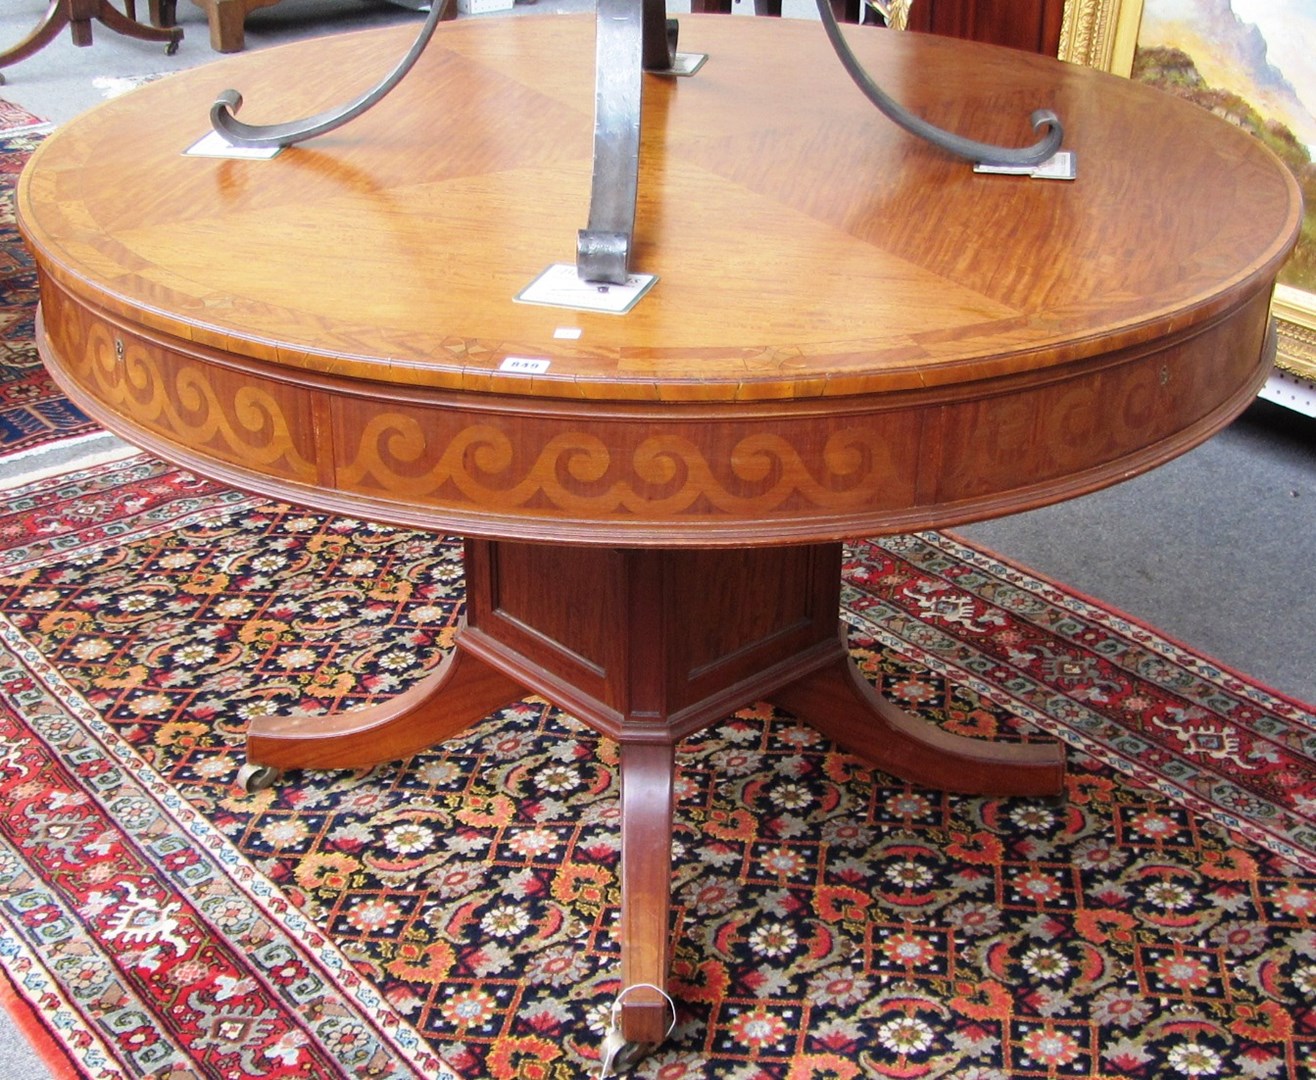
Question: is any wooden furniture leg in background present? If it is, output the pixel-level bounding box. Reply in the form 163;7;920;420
143;0;178;30
190;0;459;54
188;0;277;54
0;0;181;84
123;0;178;25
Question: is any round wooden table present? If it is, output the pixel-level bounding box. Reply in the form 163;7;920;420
18;12;1301;1046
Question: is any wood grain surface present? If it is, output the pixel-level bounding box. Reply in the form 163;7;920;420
20;14;1302;544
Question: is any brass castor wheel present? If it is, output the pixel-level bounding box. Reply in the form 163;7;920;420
599;1033;653;1077
599;984;676;1076
237;762;282;792
166;40;179;56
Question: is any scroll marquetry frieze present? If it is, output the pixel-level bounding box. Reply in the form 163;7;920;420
37;273;1276;543
39;280;320;486
933;296;1272;505
334;407;922;523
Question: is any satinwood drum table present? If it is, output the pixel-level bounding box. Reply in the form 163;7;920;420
18;13;1301;1047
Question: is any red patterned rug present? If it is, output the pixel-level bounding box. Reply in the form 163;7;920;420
1;128;98;462
0;101;46;133
1;452;1313;1079
0;102;42;130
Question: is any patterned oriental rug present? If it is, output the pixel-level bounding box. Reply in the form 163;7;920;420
0;102;46;133
0;128;97;463
0;455;1312;1080
1;117;1316;1080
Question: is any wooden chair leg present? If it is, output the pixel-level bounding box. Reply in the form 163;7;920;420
93;0;182;47
0;0;181;85
148;0;178;28
0;0;71;84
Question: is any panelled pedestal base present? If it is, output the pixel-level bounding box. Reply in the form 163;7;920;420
245;539;1065;1043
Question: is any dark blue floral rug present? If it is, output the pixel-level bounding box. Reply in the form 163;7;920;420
0;454;1313;1078
0;130;96;464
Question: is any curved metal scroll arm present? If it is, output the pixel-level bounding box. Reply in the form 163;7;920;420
210;0;452;149
577;0;677;285
814;0;1063;167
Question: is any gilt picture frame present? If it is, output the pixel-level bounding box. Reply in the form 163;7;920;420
1058;0;1316;389
1057;0;1145;77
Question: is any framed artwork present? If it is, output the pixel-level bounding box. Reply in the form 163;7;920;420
1057;0;1145;75
1058;0;1316;388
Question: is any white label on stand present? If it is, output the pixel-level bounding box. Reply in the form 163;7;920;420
184;131;283;160
516;263;657;315
974;150;1076;180
668;53;709;77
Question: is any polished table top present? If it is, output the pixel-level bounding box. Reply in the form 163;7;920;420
19;13;1301;547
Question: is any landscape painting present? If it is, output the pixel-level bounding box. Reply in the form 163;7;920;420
1132;0;1316;294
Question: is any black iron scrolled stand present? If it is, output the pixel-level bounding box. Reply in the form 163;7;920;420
813;0;1061;166
209;0;1064;286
